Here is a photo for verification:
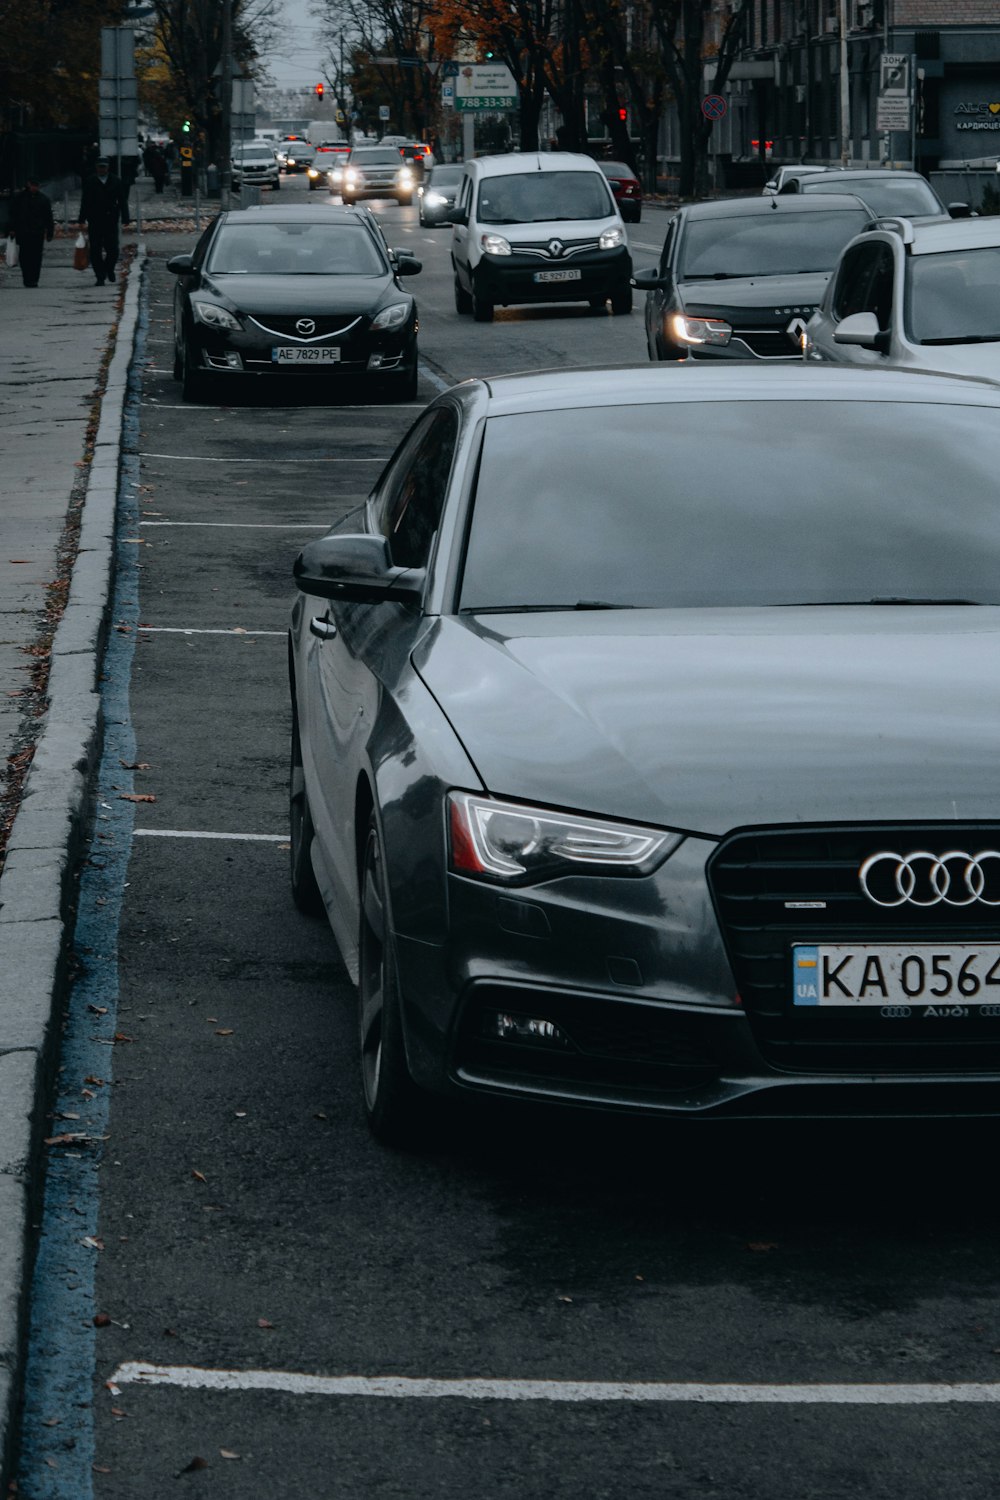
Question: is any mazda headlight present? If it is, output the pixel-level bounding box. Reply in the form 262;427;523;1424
192;302;241;331
599;226;625;250
448;792;682;884
670;313;732;347
481;233;512;256
371;302;410;331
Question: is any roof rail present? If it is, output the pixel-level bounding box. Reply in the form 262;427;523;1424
866;215;916;243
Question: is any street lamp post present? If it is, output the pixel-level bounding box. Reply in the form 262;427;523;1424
220;0;233;209
838;0;850;167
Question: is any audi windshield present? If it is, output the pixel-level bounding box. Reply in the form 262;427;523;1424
459;399;1000;610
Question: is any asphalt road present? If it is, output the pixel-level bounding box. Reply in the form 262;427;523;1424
16;179;1000;1500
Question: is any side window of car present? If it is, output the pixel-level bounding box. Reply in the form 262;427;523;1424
864;243;895;328
832;243;879;322
376;408;460;571
659;219;676;276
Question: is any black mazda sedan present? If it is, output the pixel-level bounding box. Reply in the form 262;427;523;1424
167;204;421;402
290;364;1000;1143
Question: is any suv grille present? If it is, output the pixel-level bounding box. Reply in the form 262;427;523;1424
733;328;801;359
708;825;1000;1072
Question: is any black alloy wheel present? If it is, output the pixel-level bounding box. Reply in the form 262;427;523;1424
358;814;428;1144
289;707;324;916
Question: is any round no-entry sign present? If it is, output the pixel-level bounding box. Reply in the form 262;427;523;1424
701;94;727;120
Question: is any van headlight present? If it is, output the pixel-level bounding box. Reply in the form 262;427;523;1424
481;233;512;255
599;226;625;250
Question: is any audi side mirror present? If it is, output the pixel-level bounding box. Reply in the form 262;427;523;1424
293;534;425;604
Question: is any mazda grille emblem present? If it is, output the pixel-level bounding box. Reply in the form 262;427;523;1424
547;239;564;258
296;318;316;335
859;850;1000;908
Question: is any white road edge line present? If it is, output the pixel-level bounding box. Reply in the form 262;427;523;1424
106;1365;1000;1404
140;521;325;529
132;831;286;841
142;453;384;464
136;627;285;636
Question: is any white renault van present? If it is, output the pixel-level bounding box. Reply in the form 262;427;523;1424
448;152;632;322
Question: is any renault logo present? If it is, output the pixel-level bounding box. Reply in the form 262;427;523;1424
547;239;565;258
859;850;1000;907
296;318;316;335
786;316;810;348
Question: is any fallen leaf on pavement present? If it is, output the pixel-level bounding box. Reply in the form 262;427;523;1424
191;1170;207;1184
40;1417;60;1428
177;1457;209;1475
119;760;151;771
220;1450;240;1460
119;793;156;803
747;1242;779;1253
215;1028;234;1037
81;1236;105;1251
92;1464;111;1474
93;1313;111;1327
257;1318;274;1329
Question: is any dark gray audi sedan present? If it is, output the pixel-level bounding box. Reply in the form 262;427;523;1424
289;365;1000;1143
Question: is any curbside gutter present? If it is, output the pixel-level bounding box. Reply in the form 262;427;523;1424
0;249;146;1490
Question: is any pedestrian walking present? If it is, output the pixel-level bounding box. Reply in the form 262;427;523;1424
76;157;131;287
9;178;55;288
148;145;168;194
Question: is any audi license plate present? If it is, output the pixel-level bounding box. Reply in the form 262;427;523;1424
793;943;1000;1007
534;269;582;284
272;348;341;364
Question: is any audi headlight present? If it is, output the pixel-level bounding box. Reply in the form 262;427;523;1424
599;226;625;250
481;233;512;256
192;302;241;331
448;792;682;885
371;302;410;331
670;313;732;347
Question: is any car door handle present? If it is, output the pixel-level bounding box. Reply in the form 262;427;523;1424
309;616;338;641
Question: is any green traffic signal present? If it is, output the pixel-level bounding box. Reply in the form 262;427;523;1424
182;119;191;132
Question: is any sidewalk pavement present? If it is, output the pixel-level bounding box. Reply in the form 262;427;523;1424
0;176;211;1488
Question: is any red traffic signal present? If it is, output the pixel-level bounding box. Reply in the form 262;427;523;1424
617;106;627;122
315;82;325;100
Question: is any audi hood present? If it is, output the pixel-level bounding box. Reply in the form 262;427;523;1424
414;608;1000;836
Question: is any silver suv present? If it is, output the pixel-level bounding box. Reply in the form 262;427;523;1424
231;144;280;191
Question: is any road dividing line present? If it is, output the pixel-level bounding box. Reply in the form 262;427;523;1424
107;1365;1000;1404
133;830;286;841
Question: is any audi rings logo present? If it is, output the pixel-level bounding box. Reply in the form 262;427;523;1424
859;849;1000;908
296;318;316;335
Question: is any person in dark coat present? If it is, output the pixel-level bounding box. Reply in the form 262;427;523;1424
77;157;131;286
10;178;55;288
148;145;168;193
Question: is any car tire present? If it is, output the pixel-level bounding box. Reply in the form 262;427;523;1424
610;284;633;315
472;286;494;323
358;813;430;1145
342;194;355;206
454;274;473;315
181;338;211;403
289;709;325;917
630;205;641;223
273;177;281;191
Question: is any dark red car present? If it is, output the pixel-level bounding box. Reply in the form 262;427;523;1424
599;160;642;223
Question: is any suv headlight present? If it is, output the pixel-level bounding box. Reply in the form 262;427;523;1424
192;301;241;331
599;226;625;250
448;792;682;884
399;168;414;186
481;233;512;256
371;302;410;331
670;313;732;347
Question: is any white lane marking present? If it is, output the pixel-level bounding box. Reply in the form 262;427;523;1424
140;521;324;529
132;831;286;842
135;627;284;636
147;404;418;412
142;453;383;464
419;362;451;395
107;1365;1000;1404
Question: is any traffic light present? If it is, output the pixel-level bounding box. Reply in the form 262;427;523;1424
485;49;494;58
618;105;628;123
315;82;324;101
182;119;191;133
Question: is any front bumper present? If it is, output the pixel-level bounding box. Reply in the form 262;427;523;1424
474;246;632;307
188;316;415;379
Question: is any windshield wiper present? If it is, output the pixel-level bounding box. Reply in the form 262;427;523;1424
919;335;1000;345
466;601;636;614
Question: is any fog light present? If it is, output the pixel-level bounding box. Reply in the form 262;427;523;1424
489;1011;570;1047
367;353;385;370
224;351;242;369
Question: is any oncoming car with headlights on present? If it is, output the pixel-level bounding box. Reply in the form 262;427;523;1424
288;363;1000;1144
167;204;421;402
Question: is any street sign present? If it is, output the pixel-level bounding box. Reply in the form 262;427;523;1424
876;96;911;132
442;60;460;78
442;82;455;110
100;28;138;158
701;93;727;120
455;64;516;104
379;104;390;121
880;53;910;95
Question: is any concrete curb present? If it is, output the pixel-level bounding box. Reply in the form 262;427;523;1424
0;249;146;1489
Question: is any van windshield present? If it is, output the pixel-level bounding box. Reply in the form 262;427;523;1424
477;171;613;224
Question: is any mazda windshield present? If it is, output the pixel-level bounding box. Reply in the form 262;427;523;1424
206;222;387;276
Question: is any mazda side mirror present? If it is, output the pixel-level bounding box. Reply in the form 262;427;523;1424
166;253;195;274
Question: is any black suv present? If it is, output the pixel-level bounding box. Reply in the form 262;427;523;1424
634;195;876;362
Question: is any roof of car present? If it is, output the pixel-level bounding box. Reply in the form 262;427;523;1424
221;204;376;225
876;216;1000;255
797;168;929;183
679;194;875;220
465;364;1000;418
463;152;605;176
